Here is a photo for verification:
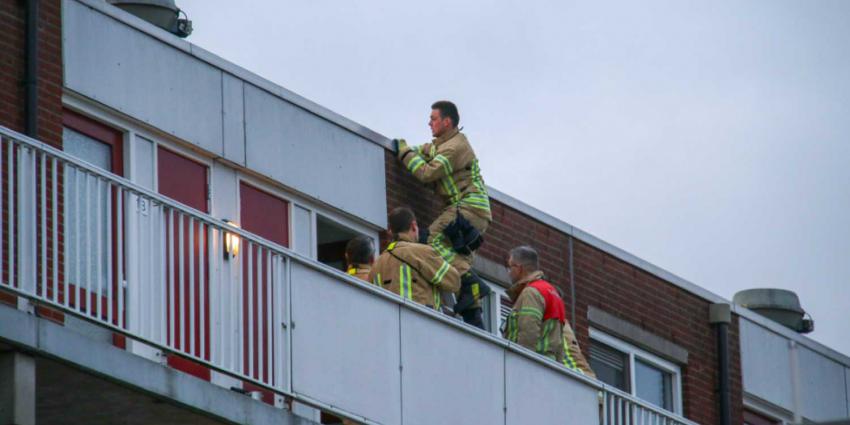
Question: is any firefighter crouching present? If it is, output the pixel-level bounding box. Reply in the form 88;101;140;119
394;100;492;327
368;207;461;309
504;245;595;376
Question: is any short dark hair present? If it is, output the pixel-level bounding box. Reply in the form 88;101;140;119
509;245;539;271
388;207;416;236
345;235;374;265
431;100;459;128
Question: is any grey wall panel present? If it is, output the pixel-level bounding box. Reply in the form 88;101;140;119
399;310;504;425
504;351;598;424
64;0;224;155
798;346;848;421
740;318;794;410
211;162;238;221
290;264;401;425
244;85;387;227
291;206;312;257
846;368;850;417
222;74;245;165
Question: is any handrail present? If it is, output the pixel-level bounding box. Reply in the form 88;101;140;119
0;125;697;425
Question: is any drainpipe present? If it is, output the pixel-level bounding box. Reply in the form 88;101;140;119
710;303;732;425
25;0;39;138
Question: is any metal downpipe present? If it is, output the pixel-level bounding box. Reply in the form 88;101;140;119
710;303;732;425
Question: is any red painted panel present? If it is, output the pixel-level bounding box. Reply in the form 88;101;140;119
239;183;288;400
157;147;207;213
158;147;211;381
239;183;289;247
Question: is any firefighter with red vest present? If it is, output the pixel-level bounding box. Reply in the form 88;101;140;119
504;246;594;376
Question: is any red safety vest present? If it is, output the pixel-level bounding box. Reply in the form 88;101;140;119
527;280;566;324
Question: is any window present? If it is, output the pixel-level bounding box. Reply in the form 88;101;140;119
62;110;124;302
589;329;682;414
316;214;366;272
482;282;512;335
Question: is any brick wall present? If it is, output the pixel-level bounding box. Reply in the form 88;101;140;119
384;147;743;424
0;0;63;146
1;0;63;307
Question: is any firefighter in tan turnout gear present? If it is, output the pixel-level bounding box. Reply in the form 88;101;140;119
345;235;375;283
395;101;491;273
394;101;492;327
504;246;595;376
368;207;461;309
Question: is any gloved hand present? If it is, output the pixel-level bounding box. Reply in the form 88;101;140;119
394;138;411;159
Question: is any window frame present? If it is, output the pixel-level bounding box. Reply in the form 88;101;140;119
590;328;683;414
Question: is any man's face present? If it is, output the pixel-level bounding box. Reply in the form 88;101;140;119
507;255;523;283
429;109;452;137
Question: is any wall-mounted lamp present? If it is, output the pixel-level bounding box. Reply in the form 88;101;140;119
223;219;240;260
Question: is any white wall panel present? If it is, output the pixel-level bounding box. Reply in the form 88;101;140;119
222;74;245;165
505;351;598;424
290;264;401;425
798;346;848;421
399;309;504;425
740;318;794;410
244;85;387;227
64;0;224;156
291;206;312;257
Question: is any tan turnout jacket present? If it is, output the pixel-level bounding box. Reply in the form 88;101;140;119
368;234;460;309
398;129;492;222
346;264;372;282
504;271;595;376
505;271;564;363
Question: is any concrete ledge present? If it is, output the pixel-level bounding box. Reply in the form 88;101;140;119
0;303;313;425
588;306;689;364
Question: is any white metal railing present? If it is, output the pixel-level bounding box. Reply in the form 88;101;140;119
0;126;696;425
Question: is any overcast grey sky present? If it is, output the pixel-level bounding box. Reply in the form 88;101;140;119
180;0;850;355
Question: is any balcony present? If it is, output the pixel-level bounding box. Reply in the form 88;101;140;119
0;126;696;425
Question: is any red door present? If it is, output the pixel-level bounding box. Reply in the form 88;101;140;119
239;182;288;403
157;147;210;380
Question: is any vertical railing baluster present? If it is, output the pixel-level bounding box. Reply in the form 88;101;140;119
236;239;243;375
51;157;58;305
63;164;70;309
199;221;206;361
74;169;81;312
105;181;112;325
116;188;124;329
266;248;272;385
189;216;195;357
159;205;167;345
84;172;92;315
40;152;46;300
148;201;155;340
178;213;185;353
7;141;15;290
96;177;103;318
247;242;254;379
256;247;264;382
168;208;176;349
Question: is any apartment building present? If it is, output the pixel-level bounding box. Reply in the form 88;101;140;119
1;1;848;424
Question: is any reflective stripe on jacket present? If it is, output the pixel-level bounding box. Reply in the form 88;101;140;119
367;234;461;308
346;264;372;283
504;271;564;363
398;129;492;222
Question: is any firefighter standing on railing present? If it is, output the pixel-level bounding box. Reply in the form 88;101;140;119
394;101;492;327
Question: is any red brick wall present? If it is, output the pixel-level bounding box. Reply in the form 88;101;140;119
384;149;743;424
0;0;63;146
0;0;63;307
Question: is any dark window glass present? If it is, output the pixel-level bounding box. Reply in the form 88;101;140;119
635;358;673;410
589;341;629;392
